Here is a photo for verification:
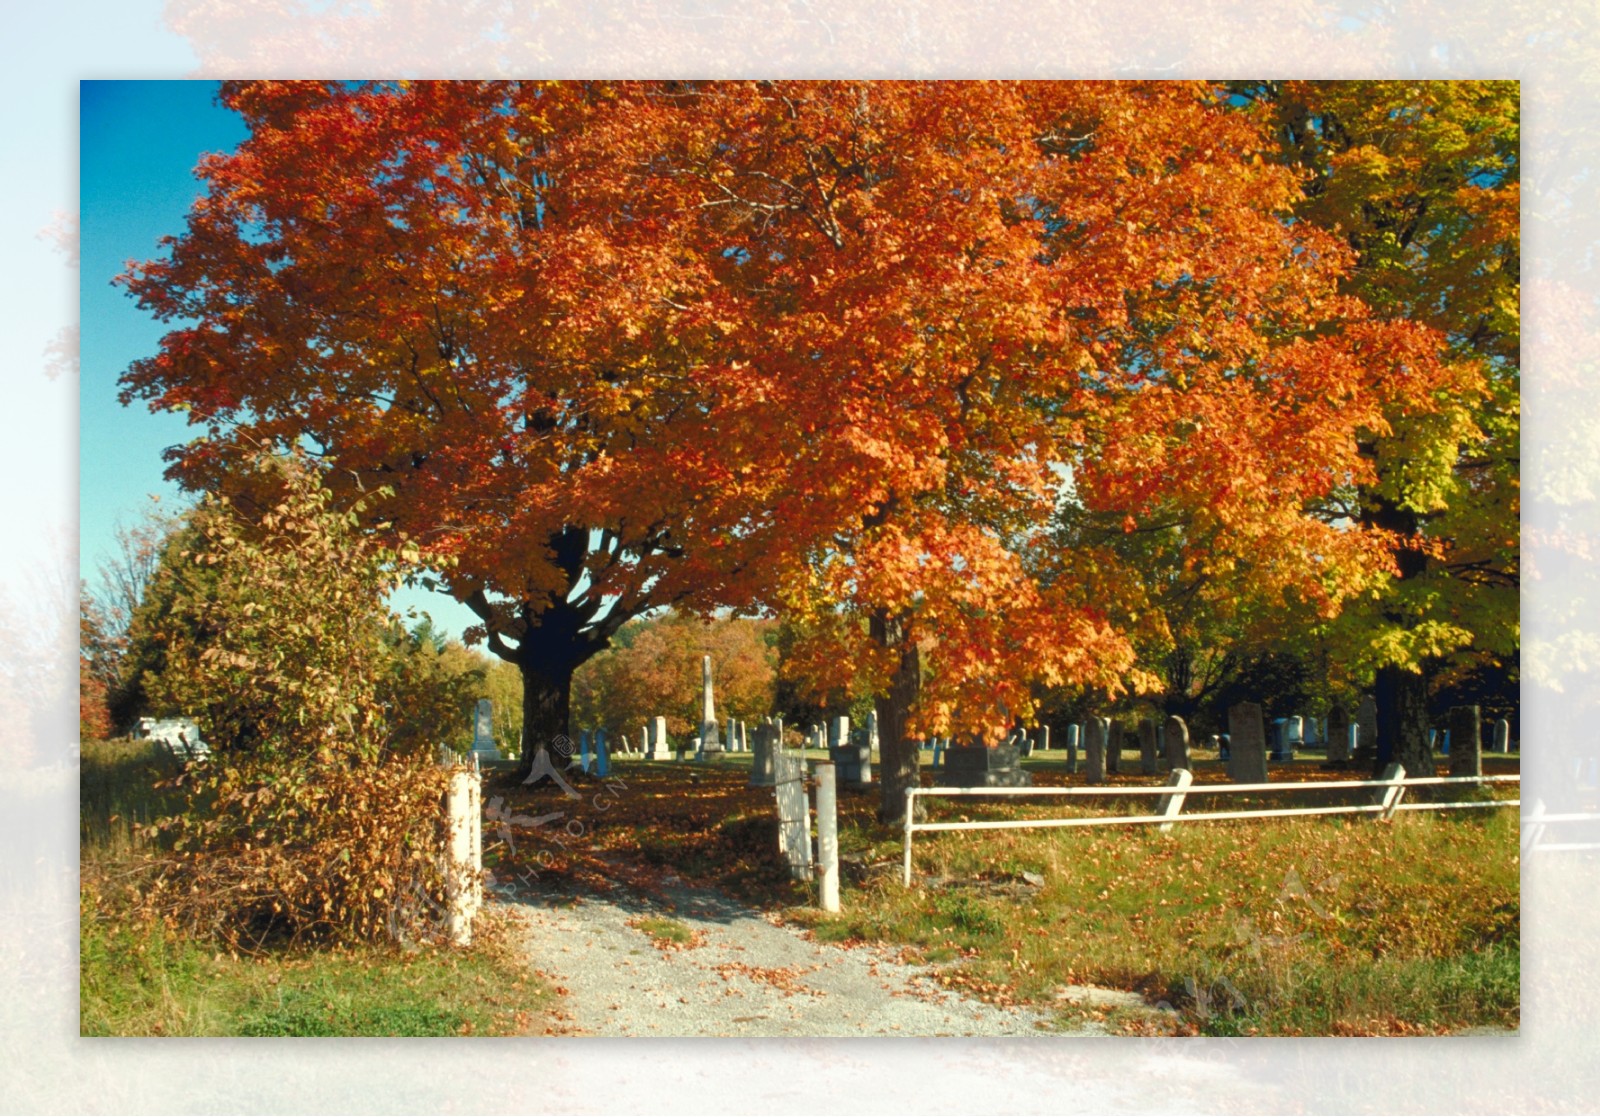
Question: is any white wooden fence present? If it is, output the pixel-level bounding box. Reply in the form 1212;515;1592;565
901;765;1521;886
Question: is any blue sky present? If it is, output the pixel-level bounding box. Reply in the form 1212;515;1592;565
79;79;479;637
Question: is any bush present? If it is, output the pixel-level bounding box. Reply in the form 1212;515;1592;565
148;753;455;949
125;452;473;947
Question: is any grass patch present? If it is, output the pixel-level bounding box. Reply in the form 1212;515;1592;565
80;883;553;1035
630;915;695;947
818;806;1520;1036
79;737;185;858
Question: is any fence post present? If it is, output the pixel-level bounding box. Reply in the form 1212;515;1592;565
444;761;480;946
1157;768;1193;833
1377;762;1407;821
816;763;840;913
902;787;917;887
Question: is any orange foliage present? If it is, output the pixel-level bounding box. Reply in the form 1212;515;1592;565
118;82;1451;757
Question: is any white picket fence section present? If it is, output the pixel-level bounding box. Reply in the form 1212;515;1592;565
901;766;1520;886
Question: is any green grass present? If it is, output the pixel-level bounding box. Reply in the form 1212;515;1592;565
81;737;557;1037
79;888;552;1036
630;915;695;946
78;737;186;857
794;805;1520;1035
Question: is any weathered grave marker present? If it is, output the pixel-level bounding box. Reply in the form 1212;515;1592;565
700;655;722;753
750;719;779;787
1164;715;1189;771
140;716;209;761
943;738;1031;787
1227;702;1268;783
1139;718;1159;774
1156;768;1193;833
1085;718;1107;785
1106;721;1123;775
471;698;499;761
1326;705;1351;764
773;738;813;881
1494;718;1511;754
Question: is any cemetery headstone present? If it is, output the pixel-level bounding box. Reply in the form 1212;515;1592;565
831;716;872;786
1494;718;1511;754
1036;725;1051;754
1325;705;1351;764
1269;718;1291;762
141;716;210;761
750;720;778;787
1449;705;1482;778
1227;702;1269;783
700;655;722;752
943;738;1031;788
577;729;591;773
1085;718;1107;785
931;737;946;769
471;698;499;761
595;728;610;778
1164;715;1190;771
1064;723;1079;774
649;716;672;760
1106;721;1123;775
1139;718;1159;774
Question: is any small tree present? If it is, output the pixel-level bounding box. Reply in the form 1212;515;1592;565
135;455;401;762
138;453;459;947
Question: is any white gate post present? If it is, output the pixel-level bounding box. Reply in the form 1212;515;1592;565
444;756;483;946
816;763;840;912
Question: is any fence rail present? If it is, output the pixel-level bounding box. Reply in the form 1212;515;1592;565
901;766;1520;886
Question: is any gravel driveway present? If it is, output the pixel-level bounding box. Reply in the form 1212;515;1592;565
496;870;1093;1038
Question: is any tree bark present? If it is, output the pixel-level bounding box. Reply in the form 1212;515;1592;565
1361;487;1433;779
1374;663;1432;779
518;655;577;776
871;609;923;825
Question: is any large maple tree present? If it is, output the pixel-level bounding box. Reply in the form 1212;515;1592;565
121;81;1454;815
119;81;776;768
534;81;1453;818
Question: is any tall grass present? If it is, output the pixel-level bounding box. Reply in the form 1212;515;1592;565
79;737;184;857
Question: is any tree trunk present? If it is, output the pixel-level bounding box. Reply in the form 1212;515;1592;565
516;654;577;780
871;610;923;825
1374;663;1431;779
1362;488;1432;779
